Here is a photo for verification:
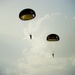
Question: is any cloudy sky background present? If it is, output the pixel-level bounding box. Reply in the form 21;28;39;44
0;0;75;75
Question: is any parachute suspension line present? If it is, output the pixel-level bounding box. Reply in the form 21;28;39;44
50;42;57;54
28;22;33;39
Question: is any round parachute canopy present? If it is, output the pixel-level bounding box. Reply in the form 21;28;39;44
46;34;60;41
19;8;36;21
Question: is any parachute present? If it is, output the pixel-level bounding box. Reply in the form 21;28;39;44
46;34;60;42
46;34;60;57
19;8;36;21
19;8;36;39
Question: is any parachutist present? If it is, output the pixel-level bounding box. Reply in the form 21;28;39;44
52;53;54;57
30;34;32;39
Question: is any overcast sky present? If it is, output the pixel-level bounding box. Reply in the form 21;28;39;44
0;0;75;75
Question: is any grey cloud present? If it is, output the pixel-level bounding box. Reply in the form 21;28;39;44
0;13;75;75
20;14;75;75
0;65;7;75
